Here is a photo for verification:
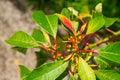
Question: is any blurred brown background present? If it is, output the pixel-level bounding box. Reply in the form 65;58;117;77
0;0;37;80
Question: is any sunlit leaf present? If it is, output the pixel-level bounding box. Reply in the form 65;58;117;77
61;8;71;18
32;28;46;44
78;57;96;80
95;3;102;13
104;17;117;27
68;7;78;16
26;61;68;80
86;16;105;34
98;42;120;64
95;56;109;69
47;14;58;37
77;13;92;19
42;30;51;45
72;21;79;32
56;70;68;80
69;73;78;80
95;70;120;80
19;65;31;80
32;11;58;37
6;31;39;48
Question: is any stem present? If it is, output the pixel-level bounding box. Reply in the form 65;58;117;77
105;28;115;34
54;38;57;45
80;19;85;24
82;33;94;49
78;49;98;54
93;34;101;41
85;30;120;49
41;46;48;52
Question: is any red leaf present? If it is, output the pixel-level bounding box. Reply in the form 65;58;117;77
56;14;74;32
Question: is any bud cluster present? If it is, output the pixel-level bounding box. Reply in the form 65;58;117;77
66;31;85;54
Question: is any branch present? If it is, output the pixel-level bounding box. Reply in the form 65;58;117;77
85;30;120;49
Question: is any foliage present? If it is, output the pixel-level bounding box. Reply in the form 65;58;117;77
27;0;120;17
6;3;120;80
27;0;120;32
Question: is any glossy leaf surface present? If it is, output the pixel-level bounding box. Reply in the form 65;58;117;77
96;70;120;80
95;56;109;69
32;11;58;37
32;28;46;44
19;65;31;80
6;31;39;48
98;42;120;64
26;61;68;80
61;8;71;18
86;16;105;34
104;17;117;27
72;21;79;32
78;57;96;80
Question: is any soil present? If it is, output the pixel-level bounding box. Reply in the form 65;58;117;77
0;0;37;80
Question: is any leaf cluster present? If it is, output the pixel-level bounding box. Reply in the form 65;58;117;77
6;3;120;80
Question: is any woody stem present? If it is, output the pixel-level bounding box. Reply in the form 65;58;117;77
85;30;120;49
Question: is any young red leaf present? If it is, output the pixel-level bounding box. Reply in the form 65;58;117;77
56;14;74;32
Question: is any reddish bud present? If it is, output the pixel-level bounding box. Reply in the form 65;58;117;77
80;23;87;33
69;36;73;42
66;44;71;48
54;44;59;50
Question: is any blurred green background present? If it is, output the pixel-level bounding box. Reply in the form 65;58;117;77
27;0;120;31
27;0;120;17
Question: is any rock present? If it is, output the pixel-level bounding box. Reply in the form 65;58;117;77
0;0;37;80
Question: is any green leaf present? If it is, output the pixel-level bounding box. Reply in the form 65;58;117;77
35;50;50;67
61;8;71;18
57;37;65;52
32;11;58;37
69;75;75;80
72;21;79;32
56;70;68;80
69;73;78;80
26;61;68;80
42;30;51;45
78;57;96;80
86;16;105;34
95;70;120;80
98;42;120;64
12;47;27;54
32;28;46;44
19;65;31;80
95;55;120;69
47;15;58;37
6;31;39;48
104;17;117;27
95;56;109;69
